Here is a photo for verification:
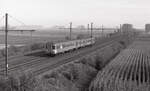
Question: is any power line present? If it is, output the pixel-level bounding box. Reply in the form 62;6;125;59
0;15;4;23
90;22;93;38
69;22;72;40
8;14;26;26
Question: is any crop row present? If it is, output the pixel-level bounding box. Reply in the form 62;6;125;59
90;41;150;91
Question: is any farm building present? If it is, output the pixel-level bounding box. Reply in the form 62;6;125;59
122;24;133;32
145;24;150;33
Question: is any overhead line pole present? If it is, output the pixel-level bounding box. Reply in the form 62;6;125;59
87;24;89;37
102;25;104;37
5;13;8;76
91;22;93;38
120;24;122;33
87;24;89;30
70;22;72;40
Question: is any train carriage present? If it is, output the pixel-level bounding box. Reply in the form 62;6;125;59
44;37;95;55
55;40;77;53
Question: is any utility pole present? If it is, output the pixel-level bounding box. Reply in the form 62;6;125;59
87;24;90;30
30;31;33;44
5;13;8;76
69;22;72;40
87;24;89;37
120;24;122;33
102;25;104;37
90;22;93;38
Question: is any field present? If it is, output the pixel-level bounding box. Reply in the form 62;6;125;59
0;33;66;45
0;29;116;60
90;34;150;91
0;30;113;45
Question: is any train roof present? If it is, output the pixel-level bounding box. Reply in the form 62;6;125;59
45;37;95;45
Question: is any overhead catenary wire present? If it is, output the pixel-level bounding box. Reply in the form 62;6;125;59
0;15;5;24
3;13;36;76
69;22;72;40
8;14;27;26
90;22;93;38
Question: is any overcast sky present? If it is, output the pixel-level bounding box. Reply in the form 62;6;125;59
1;0;150;28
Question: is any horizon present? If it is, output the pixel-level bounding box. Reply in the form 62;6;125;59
1;0;150;29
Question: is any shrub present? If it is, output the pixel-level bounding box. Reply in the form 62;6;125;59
0;72;38;91
30;43;44;51
76;34;87;39
79;57;97;69
72;63;98;91
41;72;79;91
94;55;104;70
65;36;70;40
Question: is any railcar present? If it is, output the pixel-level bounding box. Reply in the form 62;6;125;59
44;37;95;55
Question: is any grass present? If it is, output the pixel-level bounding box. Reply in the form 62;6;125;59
0;72;38;91
0;42;46;59
0;31;67;45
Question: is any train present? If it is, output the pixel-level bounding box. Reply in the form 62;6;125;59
44;37;95;55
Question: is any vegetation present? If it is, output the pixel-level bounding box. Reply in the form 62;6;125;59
0;72;38;91
0;33;135;91
76;34;89;39
36;40;125;91
89;38;150;91
0;39;125;91
0;43;45;59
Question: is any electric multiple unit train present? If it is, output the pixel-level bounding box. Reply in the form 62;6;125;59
44;37;95;55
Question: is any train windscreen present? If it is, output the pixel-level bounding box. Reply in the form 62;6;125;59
52;45;55;49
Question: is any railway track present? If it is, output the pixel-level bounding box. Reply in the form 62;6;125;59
0;36;126;76
33;40;117;76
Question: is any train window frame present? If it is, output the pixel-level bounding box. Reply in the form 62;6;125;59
52;45;55;49
57;45;60;49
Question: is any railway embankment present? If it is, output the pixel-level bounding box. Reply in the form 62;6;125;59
0;34;135;91
36;35;133;91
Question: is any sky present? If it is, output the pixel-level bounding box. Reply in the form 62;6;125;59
1;0;150;28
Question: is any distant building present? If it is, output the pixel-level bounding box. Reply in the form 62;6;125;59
145;24;150;32
0;25;16;30
122;24;133;32
51;25;65;29
76;25;85;30
14;25;43;30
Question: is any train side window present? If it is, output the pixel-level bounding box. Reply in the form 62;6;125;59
57;45;60;49
52;45;55;49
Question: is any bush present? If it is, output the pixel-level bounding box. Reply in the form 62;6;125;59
41;72;79;91
94;55;105;70
0;72;38;91
55;63;98;91
79;57;96;68
72;63;97;91
79;56;104;70
76;34;84;39
0;42;45;59
65;36;70;40
30;43;44;51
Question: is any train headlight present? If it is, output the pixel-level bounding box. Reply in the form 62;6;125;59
53;50;57;54
60;45;63;49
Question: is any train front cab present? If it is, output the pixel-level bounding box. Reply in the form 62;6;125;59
45;42;57;56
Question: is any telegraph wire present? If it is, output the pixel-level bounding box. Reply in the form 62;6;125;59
0;15;4;23
8;14;27;26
